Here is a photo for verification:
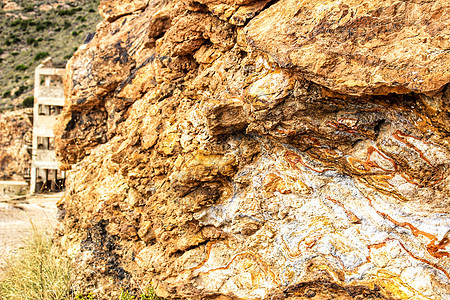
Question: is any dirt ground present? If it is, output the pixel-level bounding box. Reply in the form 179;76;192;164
0;192;61;270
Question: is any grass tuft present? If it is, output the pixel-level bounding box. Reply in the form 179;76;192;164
0;228;71;300
0;228;165;300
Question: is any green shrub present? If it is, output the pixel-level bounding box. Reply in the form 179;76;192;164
35;23;46;31
63;20;71;29
11;52;19;56
5;39;12;46
0;48;3;54
14;85;27;97
0;228;71;300
22;96;34;107
8;36;21;44
34;51;49;61
57;7;82;16
72;30;79;36
26;37;36;45
11;19;35;30
2;91;11;98
76;15;87;22
11;19;21;26
15;64;28;71
35;20;52;31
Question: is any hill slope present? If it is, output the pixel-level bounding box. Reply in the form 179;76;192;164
0;0;102;111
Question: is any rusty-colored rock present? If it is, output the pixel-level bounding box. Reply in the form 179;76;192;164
0;109;32;180
243;0;450;96
55;0;450;299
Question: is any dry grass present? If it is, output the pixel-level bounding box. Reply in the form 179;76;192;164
0;227;71;300
0;226;164;300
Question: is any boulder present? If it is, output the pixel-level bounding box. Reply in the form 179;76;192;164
55;0;450;299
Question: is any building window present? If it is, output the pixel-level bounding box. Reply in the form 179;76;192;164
37;136;51;150
38;104;63;116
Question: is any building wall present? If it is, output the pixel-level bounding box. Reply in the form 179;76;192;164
30;62;65;194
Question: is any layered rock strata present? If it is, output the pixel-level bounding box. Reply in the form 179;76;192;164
55;0;450;299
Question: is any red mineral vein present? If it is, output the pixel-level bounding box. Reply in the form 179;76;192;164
347;146;397;174
367;238;450;280
281;235;302;258
197;252;254;275
284;151;333;173
281;231;324;259
188;241;218;272
398;242;450;280
188;241;279;285
325;120;356;134
300;136;322;147
392;130;444;186
197;252;279;284
276;128;297;136
368;241;388;251
364;196;450;279
393;130;432;165
305;237;318;249
325;196;361;224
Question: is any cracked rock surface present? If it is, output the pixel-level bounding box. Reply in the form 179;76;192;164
55;0;450;298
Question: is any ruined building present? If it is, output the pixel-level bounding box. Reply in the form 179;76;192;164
30;59;65;194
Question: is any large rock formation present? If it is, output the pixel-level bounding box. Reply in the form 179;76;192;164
0;109;32;181
55;0;450;298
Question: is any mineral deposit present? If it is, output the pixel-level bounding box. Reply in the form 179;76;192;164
55;0;450;299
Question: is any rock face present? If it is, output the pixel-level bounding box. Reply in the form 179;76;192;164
0;109;32;181
55;0;450;299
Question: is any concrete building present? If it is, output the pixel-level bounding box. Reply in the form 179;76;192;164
30;59;65;194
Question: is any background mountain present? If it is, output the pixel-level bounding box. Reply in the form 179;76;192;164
0;0;102;112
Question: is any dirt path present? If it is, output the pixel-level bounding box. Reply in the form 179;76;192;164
0;192;62;270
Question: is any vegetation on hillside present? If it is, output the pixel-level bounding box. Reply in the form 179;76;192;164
0;0;102;112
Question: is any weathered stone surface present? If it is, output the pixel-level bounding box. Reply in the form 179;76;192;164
0;109;32;181
2;1;22;11
55;0;450;299
243;0;450;96
99;0;150;21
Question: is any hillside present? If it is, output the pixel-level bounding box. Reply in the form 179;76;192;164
0;0;102;112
